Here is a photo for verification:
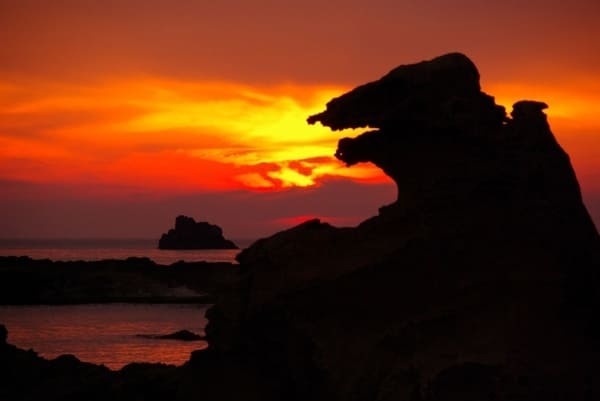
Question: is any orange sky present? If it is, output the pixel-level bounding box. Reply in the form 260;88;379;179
0;0;598;238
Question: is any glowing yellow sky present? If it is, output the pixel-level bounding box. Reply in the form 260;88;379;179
0;78;391;193
1;76;598;194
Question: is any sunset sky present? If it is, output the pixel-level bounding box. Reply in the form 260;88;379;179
1;0;599;239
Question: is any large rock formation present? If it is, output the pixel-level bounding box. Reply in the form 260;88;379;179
158;215;238;250
206;53;600;400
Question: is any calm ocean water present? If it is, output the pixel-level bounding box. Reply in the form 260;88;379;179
0;239;255;368
0;238;256;265
0;303;210;370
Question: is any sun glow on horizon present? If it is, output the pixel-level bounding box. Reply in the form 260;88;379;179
0;78;389;194
0;76;598;197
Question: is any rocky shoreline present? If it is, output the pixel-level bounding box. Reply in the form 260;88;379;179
0;256;236;305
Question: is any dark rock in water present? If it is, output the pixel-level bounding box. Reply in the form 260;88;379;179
158;215;238;250
207;53;600;400
137;330;204;341
158;330;203;341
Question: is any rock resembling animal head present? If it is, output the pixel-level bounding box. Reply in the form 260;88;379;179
307;53;507;167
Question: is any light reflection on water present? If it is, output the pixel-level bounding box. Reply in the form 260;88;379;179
0;303;209;370
0;247;241;265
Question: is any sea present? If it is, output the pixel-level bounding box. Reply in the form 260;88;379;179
0;238;257;370
0;237;257;265
0;303;209;370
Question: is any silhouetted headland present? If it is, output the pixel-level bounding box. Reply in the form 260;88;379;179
0;256;236;304
158;215;238;250
1;53;599;400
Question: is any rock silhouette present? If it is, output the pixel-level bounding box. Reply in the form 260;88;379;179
0;256;237;304
136;329;204;341
208;53;600;400
158;215;238;249
1;53;599;401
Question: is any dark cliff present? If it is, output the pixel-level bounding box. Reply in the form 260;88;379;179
158;215;238;250
207;53;600;400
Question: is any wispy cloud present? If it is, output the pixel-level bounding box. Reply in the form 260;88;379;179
0;78;387;192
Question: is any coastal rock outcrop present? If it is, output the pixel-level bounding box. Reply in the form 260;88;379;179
136;330;204;341
206;53;600;400
0;256;237;304
158;215;238;250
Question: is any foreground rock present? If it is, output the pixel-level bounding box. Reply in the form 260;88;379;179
207;53;600;400
158;215;238;249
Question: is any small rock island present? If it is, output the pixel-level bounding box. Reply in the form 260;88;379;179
158;215;238;249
